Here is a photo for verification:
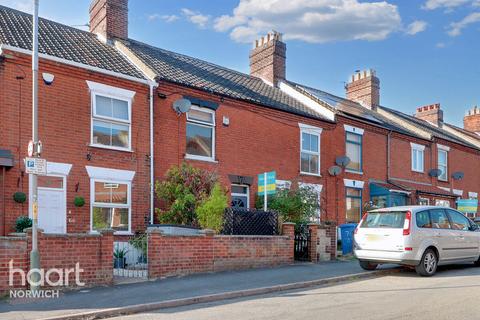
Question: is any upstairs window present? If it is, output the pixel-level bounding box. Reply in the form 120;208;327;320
186;106;215;161
346;132;362;172
411;143;425;173
299;124;322;175
87;81;135;151
438;149;448;181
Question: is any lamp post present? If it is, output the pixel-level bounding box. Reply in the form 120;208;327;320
29;0;41;292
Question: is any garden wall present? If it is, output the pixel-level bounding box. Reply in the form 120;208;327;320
0;229;114;295
148;223;295;278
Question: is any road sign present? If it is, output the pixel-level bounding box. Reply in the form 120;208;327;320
27;141;34;157
457;199;478;213
258;171;276;195
25;157;47;175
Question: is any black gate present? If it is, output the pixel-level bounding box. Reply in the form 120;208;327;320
294;226;310;261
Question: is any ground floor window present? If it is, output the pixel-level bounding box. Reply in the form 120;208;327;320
346;187;362;223
435;199;451;207
231;184;249;208
418;198;429;205
91;180;131;232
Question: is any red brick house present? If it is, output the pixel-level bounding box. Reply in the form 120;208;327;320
1;0;479;239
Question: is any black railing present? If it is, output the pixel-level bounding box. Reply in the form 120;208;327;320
222;208;279;235
294;226;310;261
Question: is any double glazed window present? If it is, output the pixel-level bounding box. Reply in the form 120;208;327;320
92;95;131;150
411;143;425;172
92;181;130;232
346;132;362;172
300;130;320;175
230;185;249;208
346;187;362;223
438;149;448;181
186;106;215;161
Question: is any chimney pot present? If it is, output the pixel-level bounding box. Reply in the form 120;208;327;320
345;68;380;110
249;31;286;85
415;103;443;126
464;105;480;133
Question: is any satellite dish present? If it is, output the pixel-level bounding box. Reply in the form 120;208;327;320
336;156;351;168
452;171;464;180
328;165;342;177
172;98;192;114
428;169;442;177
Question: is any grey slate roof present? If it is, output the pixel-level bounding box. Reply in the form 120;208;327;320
119;39;330;121
0;5;145;80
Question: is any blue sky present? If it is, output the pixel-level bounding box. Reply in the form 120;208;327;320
2;0;479;127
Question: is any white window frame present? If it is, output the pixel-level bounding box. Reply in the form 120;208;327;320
185;105;216;162
411;143;425;173
87;81;135;152
231;184;250;208
299;123;322;176
418;197;430;205
90;179;132;235
438;149;448;182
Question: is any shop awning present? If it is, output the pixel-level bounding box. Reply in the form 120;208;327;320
370;181;411;195
389;180;457;198
0;150;13;168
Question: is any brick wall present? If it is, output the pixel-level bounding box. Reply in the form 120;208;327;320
147;223;295;279
0;230;113;295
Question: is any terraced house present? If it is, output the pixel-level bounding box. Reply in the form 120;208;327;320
0;0;479;239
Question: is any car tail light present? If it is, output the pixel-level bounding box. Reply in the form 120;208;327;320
355;213;368;234
403;211;412;236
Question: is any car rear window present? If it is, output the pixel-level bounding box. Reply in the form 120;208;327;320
361;211;406;228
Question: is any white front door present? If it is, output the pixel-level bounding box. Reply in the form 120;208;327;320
37;175;66;234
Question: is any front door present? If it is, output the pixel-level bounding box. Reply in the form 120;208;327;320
37;175;66;234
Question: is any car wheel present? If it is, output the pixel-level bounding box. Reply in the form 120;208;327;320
415;249;438;277
359;260;378;271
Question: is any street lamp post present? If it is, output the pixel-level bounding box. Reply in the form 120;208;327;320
29;0;41;292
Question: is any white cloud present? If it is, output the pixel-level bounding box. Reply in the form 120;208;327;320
436;42;446;48
148;14;179;23
213;0;402;44
447;12;480;36
0;0;32;12
405;20;428;35
182;8;210;29
423;0;474;10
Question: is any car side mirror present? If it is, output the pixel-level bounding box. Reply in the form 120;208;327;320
470;224;479;231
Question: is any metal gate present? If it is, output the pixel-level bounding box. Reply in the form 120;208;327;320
113;232;148;279
294;226;310;261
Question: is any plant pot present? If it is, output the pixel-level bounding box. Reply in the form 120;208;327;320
113;257;126;269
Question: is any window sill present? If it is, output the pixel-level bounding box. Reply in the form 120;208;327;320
89;230;133;236
345;169;363;175
300;172;322;177
411;170;424;174
89;144;133;153
185;155;218;163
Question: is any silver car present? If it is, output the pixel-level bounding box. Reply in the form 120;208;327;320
354;206;480;276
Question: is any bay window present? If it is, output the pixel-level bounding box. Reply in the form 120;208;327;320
186;106;215;161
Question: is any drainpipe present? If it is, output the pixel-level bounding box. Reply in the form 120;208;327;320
149;82;157;225
387;130;392;180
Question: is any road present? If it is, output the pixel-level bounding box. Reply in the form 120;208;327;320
113;264;480;320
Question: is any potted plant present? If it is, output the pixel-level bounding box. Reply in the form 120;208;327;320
15;216;32;233
113;247;128;268
128;233;147;264
13;192;27;204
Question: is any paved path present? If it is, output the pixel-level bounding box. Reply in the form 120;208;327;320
0;261;394;320
113;264;480;320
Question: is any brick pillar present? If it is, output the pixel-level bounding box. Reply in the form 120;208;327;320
308;223;319;263
282;222;295;263
146;227;163;279
99;229;114;285
325;223;337;260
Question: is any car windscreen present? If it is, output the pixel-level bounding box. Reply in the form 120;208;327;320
361;211;406;228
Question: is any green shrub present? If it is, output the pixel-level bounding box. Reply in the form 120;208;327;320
196;183;228;232
256;186;319;226
15;216;32;232
155;163;218;226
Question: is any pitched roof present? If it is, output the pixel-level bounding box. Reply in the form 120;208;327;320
118;39;330;121
0;5;145;80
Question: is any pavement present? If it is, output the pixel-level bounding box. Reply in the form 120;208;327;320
111;264;480;320
0;261;399;320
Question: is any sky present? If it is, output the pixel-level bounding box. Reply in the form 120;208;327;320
1;0;479;127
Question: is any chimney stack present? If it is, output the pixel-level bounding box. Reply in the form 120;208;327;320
249;31;286;85
89;0;128;41
415;103;443;126
345;69;380;110
464;106;480;134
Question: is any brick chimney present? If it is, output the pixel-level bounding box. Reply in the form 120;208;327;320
345;69;380;110
464;106;480;134
89;0;128;41
249;31;286;85
415;103;443;126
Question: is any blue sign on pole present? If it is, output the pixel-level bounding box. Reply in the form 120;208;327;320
457;199;478;213
258;171;276;195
